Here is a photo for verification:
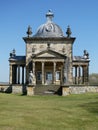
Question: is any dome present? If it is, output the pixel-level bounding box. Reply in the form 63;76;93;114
34;10;64;37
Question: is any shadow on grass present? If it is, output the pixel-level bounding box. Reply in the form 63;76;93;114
80;101;98;114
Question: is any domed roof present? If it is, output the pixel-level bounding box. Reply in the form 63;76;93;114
34;10;64;37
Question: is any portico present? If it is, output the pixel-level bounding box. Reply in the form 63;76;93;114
27;47;67;85
9;53;26;85
73;62;89;85
32;60;64;85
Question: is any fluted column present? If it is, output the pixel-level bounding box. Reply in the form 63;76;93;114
42;62;45;85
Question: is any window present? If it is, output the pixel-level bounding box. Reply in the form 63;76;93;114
46;72;52;81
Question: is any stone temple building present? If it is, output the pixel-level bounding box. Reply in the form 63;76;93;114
9;10;90;95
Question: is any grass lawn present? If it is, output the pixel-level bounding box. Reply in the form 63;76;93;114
0;93;98;130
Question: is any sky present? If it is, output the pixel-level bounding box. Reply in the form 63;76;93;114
0;0;98;82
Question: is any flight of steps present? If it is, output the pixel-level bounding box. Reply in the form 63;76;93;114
34;85;62;95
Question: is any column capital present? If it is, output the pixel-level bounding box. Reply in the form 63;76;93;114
53;62;56;65
41;61;45;63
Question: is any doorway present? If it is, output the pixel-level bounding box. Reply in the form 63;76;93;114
46;72;53;84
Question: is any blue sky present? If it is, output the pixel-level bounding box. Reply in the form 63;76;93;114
0;0;98;82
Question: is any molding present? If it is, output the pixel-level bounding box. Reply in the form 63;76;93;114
23;37;76;44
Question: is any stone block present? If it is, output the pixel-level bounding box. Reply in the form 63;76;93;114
62;87;70;96
27;86;34;96
12;85;23;94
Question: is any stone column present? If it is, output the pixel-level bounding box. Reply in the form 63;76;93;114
13;65;17;84
78;66;81;84
26;65;29;84
22;66;24;84
87;65;89;83
18;65;20;84
84;65;89;85
33;62;35;76
42;62;45;85
32;62;36;85
15;66;17;84
82;66;84;84
60;65;63;85
75;66;77;84
9;64;12;84
53;62;56;84
63;60;68;85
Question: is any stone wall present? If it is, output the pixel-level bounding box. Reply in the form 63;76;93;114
0;84;27;94
1;84;98;96
62;85;98;96
12;85;27;94
0;84;12;93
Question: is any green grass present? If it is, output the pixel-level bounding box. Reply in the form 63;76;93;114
0;93;98;130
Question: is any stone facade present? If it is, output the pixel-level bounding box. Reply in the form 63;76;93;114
23;37;75;85
8;10;90;95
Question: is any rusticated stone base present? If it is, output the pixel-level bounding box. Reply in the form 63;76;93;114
62;85;98;96
0;84;98;96
12;85;22;94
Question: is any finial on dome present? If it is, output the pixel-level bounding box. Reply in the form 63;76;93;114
46;10;54;22
66;25;72;38
26;25;32;37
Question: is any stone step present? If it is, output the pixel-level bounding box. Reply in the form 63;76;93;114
34;85;62;95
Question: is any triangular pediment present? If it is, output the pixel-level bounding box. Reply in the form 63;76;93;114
33;49;66;59
37;52;56;58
